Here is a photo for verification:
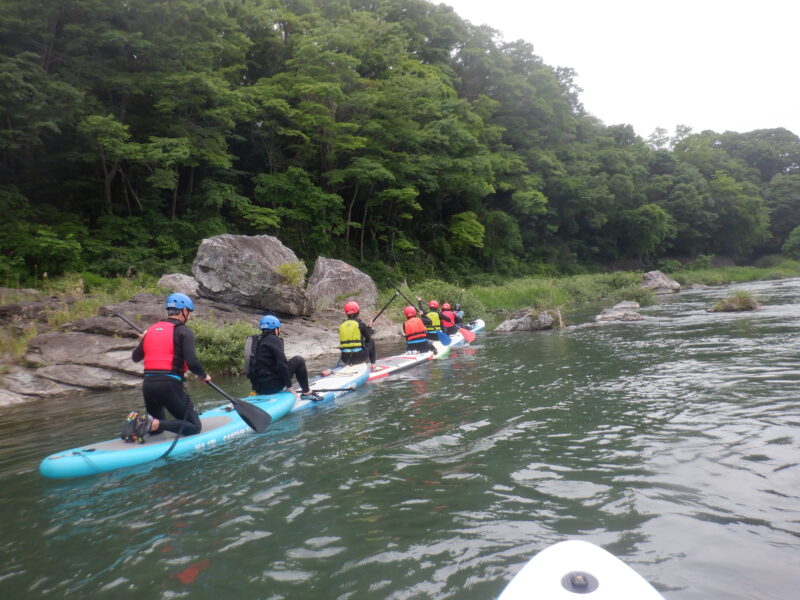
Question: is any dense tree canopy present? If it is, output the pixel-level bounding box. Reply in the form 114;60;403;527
1;0;798;284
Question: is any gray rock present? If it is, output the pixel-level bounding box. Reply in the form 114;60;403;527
25;332;141;375
595;308;646;322
612;301;640;310
0;386;30;407
641;270;681;294
495;311;555;332
2;366;83;398
307;257;378;314
157;273;198;296
36;364;142;390
192;234;309;315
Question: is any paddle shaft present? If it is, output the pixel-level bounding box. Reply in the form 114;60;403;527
387;278;417;308
370;291;399;324
296;387;356;393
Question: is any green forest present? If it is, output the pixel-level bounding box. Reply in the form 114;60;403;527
2;0;800;286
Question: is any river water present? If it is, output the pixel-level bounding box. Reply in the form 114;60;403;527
1;279;799;599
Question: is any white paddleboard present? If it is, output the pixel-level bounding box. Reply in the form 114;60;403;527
498;540;664;599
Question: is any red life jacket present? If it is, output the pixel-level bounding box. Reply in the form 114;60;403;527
142;320;188;375
440;310;456;328
404;317;428;343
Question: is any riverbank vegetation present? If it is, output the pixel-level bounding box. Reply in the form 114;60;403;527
2;0;799;288
708;290;761;312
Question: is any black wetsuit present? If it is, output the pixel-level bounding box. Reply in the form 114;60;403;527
248;331;310;395
132;318;204;436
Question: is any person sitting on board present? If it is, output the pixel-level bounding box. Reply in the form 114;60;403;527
131;292;209;437
416;297;445;341
338;300;377;369
440;303;459;335
455;303;465;323
247;315;321;402
403;305;437;354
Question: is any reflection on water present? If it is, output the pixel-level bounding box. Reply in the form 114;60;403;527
1;279;800;599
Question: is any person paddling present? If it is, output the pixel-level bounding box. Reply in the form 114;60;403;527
440;303;458;335
416;297;450;340
131;293;209;437
338;301;376;368
246;315;321;402
403;305;437;355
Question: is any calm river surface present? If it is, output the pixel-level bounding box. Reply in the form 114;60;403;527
2;279;800;599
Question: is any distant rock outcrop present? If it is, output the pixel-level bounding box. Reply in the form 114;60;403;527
157;273;198;296
307;257;378;314
495;309;558;332
192;234;309;315
641;270;680;294
595;301;646;322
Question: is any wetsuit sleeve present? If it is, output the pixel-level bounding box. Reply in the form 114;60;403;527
179;326;207;378
359;319;373;342
265;335;292;388
420;315;432;326
132;338;144;363
417;300;427;313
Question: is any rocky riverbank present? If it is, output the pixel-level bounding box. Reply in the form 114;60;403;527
0;235;401;406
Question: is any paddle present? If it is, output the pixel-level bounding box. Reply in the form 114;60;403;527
459;327;476;343
295;387;356;393
368;291;399;326
114;312;272;434
387;278;451;345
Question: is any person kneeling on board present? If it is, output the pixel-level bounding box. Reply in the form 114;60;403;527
338;301;377;369
131;293;209;437
403;305;437;354
246;315;321;401
440;303;459;335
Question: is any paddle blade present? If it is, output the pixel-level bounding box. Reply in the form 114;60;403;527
436;330;452;346
459;327;476;343
230;398;272;433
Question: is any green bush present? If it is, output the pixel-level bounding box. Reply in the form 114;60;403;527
191;319;257;375
273;262;306;287
609;284;656;307
708;290;760;312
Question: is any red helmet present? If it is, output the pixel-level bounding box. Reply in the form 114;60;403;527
428;300;439;309
442;303;451;310
404;305;417;318
344;301;360;315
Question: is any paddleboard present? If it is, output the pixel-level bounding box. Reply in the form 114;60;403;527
368;350;434;381
432;318;485;359
497;540;664;599
291;362;369;411
39;392;296;479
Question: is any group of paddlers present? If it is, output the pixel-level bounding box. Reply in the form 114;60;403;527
129;292;466;441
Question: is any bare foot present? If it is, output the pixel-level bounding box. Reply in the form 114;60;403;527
150;418;160;432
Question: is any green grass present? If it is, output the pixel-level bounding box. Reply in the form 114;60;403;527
668;259;800;286
708;290;761;312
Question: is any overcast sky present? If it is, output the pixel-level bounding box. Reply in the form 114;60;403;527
442;0;799;139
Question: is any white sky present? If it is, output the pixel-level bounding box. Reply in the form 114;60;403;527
442;0;800;138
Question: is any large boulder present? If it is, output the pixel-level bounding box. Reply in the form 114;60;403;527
641;270;681;294
192;234;309;315
307;257;378;314
157;273;198;297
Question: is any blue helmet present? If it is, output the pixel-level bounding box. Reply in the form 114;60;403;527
259;315;281;330
166;293;194;311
